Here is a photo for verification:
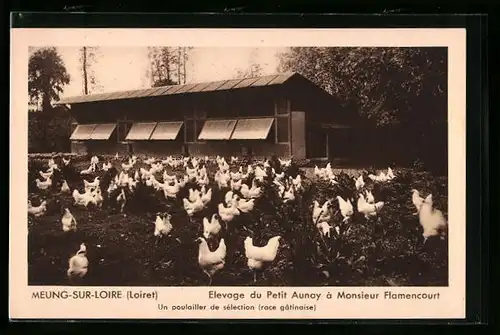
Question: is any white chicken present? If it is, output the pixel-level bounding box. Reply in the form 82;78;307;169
203;214;222;239
35;177;52;190
281;185;295;203
314;165;324;179
140;167;154;180
67;243;88;280
183;196;204;217
92;188;104;208
188;188;201;203
116;189;127;213
290;174;303;191
411;189;425;215
39;170;53;179
317;221;333;237
73;189;97;208
368;171;392;183
62;157;71;166
273;168;285;181
80;163;96;175
224;191;234;206
214;170;230;188
387;167;396;180
357;193;385;219
312;200;331;224
218;201;240;223
163;171;176;183
107;181;118;195
254;166;267;181
121;160;133;172
102;162;112;171
61;180;70;193
355;175;365;190
244;236;281;283
219;160;230;172
246;165;254;175
47;158;56;168
163;181;181;199
240;181;262;199
200;187;212;206
365;190;375;204
279;158;292;168
336;196;354;222
418;194;447;243
84;177;100;191
196;173;210;187
237;198;255;213
61;208;77;232
230;179;242;191
28;200;47;217
230;169;242;181
196;237;226;286
154;213;173;237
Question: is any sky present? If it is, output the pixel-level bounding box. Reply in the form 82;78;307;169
50;46;289;99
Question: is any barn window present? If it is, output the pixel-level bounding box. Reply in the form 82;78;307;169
185;120;195;143
70;124;97;141
231;118;274;140
125;122;157;141
307;129;328;158
198;119;237;140
90;123;117;140
276;98;289;115
276;116;289;143
150;121;184;141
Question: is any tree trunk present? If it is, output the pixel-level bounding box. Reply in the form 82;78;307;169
177;48;181;84
166;50;171;82
182;48;187;84
82;47;89;95
41;94;52;151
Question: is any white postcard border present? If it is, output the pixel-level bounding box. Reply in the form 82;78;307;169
10;28;466;319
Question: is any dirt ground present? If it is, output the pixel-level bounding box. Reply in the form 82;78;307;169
27;155;449;287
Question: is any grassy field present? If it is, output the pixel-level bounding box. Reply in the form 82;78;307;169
27;154;449;287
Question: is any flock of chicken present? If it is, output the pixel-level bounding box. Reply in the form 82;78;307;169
28;154;448;285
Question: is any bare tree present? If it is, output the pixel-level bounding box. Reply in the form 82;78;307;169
79;47;101;94
234;48;264;79
146;46;193;87
180;47;193;84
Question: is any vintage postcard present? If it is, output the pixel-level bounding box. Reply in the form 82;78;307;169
10;28;466;319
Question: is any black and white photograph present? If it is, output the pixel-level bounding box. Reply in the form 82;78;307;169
25;43;450;288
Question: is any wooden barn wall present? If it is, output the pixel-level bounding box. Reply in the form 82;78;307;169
284;78;352;161
69;87;293;158
290;111;306;159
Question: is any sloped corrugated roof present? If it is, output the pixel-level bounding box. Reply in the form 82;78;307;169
57;72;298;105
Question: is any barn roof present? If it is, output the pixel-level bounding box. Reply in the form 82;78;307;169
56;72;329;105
